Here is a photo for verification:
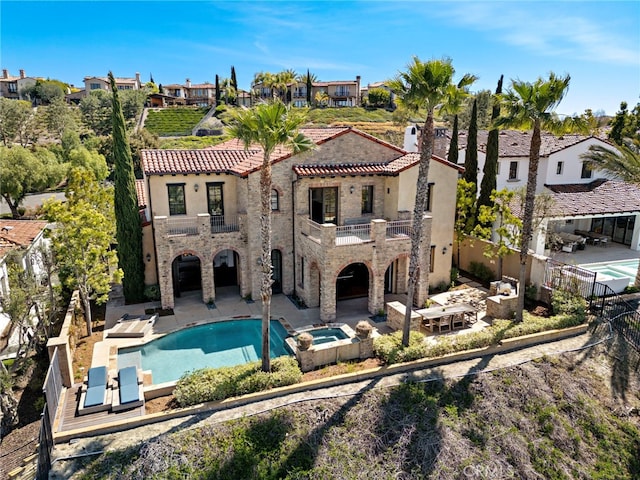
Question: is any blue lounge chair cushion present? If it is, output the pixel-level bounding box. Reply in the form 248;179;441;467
87;366;108;388
84;385;105;407
119;381;140;405
118;366;138;387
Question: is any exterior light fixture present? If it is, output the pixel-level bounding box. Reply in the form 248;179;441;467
194;183;199;192
350;185;355;194
146;253;152;262
442;246;447;255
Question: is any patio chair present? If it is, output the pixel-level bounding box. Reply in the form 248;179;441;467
452;313;466;330
112;366;144;412
78;366;112;416
436;315;452;333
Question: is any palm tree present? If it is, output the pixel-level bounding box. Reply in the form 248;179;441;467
226;101;314;371
388;56;476;347
495;72;585;321
276;70;297;103
581;141;640;287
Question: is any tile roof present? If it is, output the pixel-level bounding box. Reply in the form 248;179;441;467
457;130;609;157
544;180;640;217
141;149;259;175
142;127;459;178
135;179;147;207
0;220;48;259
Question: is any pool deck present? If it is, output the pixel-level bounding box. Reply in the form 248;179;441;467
550;241;640;266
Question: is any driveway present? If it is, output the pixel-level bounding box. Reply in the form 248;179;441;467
0;191;65;216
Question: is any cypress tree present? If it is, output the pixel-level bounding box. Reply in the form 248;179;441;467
447;115;459;164
109;71;144;303
609;101;628;145
215;75;221;105
463;99;478;195
306;69;312;106
230;66;238;105
477;75;504;217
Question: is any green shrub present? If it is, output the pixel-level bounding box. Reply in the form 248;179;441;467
551;289;587;321
623;285;640;294
450;266;459;285
373;330;428;364
143;284;160;301
468;261;495;284
174;356;302;407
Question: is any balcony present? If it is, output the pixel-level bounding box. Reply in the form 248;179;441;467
159;214;241;237
302;218;413;246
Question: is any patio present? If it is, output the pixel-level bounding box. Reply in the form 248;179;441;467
549;240;640;266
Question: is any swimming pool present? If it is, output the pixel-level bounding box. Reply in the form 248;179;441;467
118;319;291;384
297;327;349;345
579;258;639;289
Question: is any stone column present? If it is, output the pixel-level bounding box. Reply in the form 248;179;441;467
154;216;175;310
320;269;336;322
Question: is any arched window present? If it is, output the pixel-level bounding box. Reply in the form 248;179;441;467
270;189;279;211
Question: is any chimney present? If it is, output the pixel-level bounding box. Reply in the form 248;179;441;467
19;69;25;79
186;78;191;88
2;69;8;79
403;125;419;153
433;127;448;159
135;72;141;87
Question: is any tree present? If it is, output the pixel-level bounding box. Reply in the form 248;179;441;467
495;72;585;322
459;90;492;128
110;71;145;304
226;101;313;372
44;168;122;335
608;102;629;145
0;146;65;218
0;98;40;147
230;66;238;105
440;81;475;164
67;146;109;181
366;88;391;108
454;179;477;268
477;75;504;220
474;188;522;279
215;75;221;105
303;69;314;105
388;56;476;346
21;79;65;105
463;99;479;204
43;97;79;140
314;90;329;107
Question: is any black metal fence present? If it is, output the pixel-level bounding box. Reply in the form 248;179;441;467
543;258;640;352
37;347;63;479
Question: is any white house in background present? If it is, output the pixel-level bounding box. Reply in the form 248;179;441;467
457;130;640;255
0;220;49;360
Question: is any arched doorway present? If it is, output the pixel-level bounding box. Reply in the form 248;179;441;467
336;263;369;301
214;249;240;292
172;254;202;298
271;249;283;294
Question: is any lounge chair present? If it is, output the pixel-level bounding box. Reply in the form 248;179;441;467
112;366;144;412
78;366;112;416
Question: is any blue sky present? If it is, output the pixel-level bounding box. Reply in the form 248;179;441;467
2;1;638;116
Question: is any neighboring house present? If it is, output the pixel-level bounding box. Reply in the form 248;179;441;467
83;73;142;95
458;130;640;255
183;79;216;106
254;77;362;107
0;69;37;100
140;127;461;321
360;81;395;106
0;220;49;359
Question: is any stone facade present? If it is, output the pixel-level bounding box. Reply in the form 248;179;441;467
144;128;460;318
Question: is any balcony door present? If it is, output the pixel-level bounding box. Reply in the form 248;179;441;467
310;187;337;224
207;183;224;229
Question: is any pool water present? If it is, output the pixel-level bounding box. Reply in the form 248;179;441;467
580;259;639;286
118;319;290;384
299;327;349;345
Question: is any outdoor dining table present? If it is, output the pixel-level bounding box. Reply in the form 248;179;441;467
415;303;477;332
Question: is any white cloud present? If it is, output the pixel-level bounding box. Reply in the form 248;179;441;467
436;3;639;66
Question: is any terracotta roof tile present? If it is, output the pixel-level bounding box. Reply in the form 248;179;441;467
0;220;48;258
141;149;258;175
135;179;147;207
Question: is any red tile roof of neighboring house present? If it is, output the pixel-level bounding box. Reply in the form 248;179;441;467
142;127;460;178
0;220;48;258
457;130;610;157
135;179;147;207
544;180;640;217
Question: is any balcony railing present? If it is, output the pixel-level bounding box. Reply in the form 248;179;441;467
210;215;240;233
386;220;412;239
336;223;371;245
167;217;199;236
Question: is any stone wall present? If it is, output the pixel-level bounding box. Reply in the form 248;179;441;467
386;300;422;332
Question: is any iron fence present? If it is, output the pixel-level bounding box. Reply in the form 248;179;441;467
36;404;53;480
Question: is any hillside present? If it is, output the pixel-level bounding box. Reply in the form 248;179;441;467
144;107;210;136
71;336;640;480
